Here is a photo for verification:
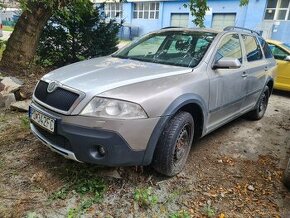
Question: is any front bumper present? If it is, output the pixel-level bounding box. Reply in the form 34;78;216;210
30;102;160;166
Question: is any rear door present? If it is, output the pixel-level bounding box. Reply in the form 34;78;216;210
207;33;246;130
240;34;267;110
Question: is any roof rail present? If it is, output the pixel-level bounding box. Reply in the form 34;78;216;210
223;26;260;35
161;26;180;29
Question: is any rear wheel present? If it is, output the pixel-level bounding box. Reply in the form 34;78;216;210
152;111;194;177
246;86;269;120
284;158;290;189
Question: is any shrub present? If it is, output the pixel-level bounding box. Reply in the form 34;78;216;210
37;0;121;67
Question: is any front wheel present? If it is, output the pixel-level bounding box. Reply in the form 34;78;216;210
284;158;290;189
245;86;270;120
152;111;194;177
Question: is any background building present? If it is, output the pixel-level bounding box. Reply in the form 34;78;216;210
1;7;21;25
94;0;290;43
1;0;19;8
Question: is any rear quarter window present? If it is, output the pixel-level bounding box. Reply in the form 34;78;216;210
258;37;273;59
242;35;263;62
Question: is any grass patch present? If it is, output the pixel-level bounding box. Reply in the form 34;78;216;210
49;173;106;217
0;40;7;59
26;211;39;218
0;159;4;169
133;187;158;208
169;210;191;218
0;114;7;122
20;115;30;129
202;202;216;218
3;26;14;32
49;185;70;200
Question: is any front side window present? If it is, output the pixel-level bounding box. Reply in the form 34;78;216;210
264;0;290;20
269;44;289;60
105;3;122;18
215;34;242;63
133;2;159;19
242;35;263;62
113;31;217;67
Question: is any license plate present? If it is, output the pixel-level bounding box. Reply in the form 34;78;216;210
30;107;56;133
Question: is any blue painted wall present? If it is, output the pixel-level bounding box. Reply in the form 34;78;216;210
242;0;267;29
271;22;290;43
162;0;195;28
204;0;247;27
116;0;290;43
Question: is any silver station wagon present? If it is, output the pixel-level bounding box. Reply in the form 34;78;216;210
29;26;276;176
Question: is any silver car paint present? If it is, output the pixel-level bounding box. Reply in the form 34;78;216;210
31;100;160;150
33;28;276;152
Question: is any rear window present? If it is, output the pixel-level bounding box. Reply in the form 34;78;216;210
258;37;273;59
242;35;263;62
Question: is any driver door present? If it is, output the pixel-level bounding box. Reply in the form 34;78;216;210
207;33;247;130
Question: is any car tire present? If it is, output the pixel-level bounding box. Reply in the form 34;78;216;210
246;86;270;120
284;158;290;189
152;111;194;177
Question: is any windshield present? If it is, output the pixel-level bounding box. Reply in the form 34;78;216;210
113;31;217;68
282;43;290;50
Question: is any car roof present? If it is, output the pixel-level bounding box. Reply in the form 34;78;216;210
157;27;260;36
158;27;221;34
267;39;290;52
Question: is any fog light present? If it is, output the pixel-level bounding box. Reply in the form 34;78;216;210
97;145;106;157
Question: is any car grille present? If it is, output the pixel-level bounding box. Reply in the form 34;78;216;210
33;124;73;152
34;80;79;112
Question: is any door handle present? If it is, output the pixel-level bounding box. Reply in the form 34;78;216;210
264;66;268;71
241;72;248;78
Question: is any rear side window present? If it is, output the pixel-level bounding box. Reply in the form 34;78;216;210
242;35;263;62
215;34;242;63
258;37;273;59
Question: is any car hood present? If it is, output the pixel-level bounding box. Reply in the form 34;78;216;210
42;56;191;95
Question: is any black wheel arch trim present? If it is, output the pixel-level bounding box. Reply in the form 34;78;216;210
266;77;274;94
142;93;208;165
254;77;273;108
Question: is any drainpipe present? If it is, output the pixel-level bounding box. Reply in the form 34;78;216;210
160;2;164;28
242;4;248;27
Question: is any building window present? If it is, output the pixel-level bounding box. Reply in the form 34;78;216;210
212;13;236;30
105;3;122;18
133;2;159;19
264;0;290;20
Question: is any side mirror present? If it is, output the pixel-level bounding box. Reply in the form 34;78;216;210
284;55;290;61
213;57;241;69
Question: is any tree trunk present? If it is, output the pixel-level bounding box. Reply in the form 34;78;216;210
0;4;52;73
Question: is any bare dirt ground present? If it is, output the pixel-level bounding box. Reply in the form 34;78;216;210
0;91;289;218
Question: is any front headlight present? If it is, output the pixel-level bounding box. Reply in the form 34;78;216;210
80;97;148;119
